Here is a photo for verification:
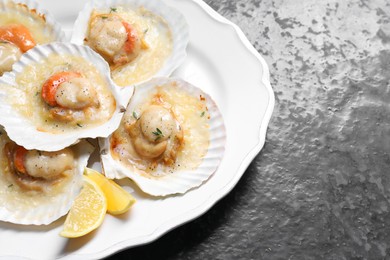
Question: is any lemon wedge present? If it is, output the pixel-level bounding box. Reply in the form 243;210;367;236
60;175;107;238
84;167;136;215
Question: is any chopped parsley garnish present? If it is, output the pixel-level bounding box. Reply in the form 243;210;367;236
110;7;117;12
77;123;83;128
133;111;139;120
200;111;205;117
101;16;108;19
8;184;13;188
152;128;164;141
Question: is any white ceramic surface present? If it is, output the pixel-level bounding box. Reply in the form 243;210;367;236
0;0;274;259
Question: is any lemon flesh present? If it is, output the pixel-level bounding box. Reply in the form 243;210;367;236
60;176;107;238
84;167;136;215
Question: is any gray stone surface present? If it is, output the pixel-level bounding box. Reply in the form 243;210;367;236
110;0;390;259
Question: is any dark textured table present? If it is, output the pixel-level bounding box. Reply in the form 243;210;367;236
110;0;390;259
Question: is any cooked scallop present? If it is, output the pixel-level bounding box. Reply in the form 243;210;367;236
53;76;98;110
87;12;142;67
125;104;183;163
0;41;21;73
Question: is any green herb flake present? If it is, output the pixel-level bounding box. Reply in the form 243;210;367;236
200;111;205;117
133;111;139;120
8;184;13;188
77;123;83;128
152;128;164;141
110;7;117;12
101;16;108;19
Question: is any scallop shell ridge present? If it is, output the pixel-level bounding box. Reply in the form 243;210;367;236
71;0;189;85
99;77;226;196
0;42;133;151
0;140;94;225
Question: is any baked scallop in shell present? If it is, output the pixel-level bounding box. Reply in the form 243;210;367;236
0;42;132;151
0;0;66;75
72;0;189;87
0;128;94;225
100;77;226;196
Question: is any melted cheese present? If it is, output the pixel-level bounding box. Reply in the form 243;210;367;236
111;82;210;178
86;7;173;87
13;53;116;133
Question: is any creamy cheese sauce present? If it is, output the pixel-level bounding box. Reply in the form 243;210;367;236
0;130;76;213
86;7;173;87
0;2;56;44
111;82;210;178
14;53;116;133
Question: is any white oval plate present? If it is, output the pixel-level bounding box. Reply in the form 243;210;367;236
0;0;274;259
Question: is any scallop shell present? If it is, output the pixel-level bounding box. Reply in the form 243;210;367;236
0;0;66;42
71;0;189;87
0;135;94;225
0;42;133;151
99;77;226;196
